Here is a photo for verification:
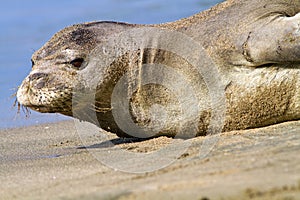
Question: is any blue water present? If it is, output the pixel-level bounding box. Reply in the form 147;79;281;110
0;0;222;129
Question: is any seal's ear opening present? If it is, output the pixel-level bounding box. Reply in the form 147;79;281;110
70;58;84;69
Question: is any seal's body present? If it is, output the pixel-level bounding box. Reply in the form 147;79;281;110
17;0;300;137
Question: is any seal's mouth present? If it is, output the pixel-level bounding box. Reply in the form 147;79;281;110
26;105;53;113
17;102;72;116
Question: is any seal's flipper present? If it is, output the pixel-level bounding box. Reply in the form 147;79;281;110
245;13;300;66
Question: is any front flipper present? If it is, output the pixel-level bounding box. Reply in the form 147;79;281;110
244;13;300;66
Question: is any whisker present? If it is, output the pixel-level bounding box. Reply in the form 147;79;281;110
91;103;112;113
11;86;32;118
10;86;19;99
87;105;99;113
93;99;112;113
13;98;31;118
23;106;31;118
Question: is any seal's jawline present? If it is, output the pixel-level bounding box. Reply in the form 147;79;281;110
23;104;61;114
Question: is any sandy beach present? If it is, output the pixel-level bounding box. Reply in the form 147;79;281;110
0;120;299;200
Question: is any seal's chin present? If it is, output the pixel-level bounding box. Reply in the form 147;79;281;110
26;105;54;113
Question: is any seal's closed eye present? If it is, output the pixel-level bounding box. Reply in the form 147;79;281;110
31;59;35;68
70;58;84;69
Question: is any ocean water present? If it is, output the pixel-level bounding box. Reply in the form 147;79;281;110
0;0;222;129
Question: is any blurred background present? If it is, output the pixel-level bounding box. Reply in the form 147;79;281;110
0;0;222;129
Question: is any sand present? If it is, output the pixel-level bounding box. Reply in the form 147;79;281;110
0;120;299;200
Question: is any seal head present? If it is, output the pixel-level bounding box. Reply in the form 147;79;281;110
17;22;133;115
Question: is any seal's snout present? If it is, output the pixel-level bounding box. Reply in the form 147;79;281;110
28;73;48;82
17;72;50;107
28;72;48;89
16;80;30;107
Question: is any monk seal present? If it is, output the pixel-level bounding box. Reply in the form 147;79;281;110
17;0;300;138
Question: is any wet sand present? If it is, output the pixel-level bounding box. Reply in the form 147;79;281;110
0;120;299;200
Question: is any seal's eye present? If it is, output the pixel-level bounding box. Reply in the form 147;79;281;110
31;59;35;68
70;58;84;69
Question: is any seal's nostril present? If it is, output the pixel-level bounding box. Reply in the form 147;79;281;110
28;73;48;81
36;81;46;89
